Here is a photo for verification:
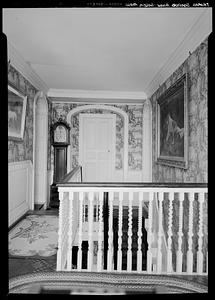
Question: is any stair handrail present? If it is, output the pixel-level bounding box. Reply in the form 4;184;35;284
61;165;83;183
57;182;207;188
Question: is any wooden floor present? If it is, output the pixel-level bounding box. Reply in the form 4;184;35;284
9;208;208;290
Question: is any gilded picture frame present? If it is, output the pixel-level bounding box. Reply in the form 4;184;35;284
156;73;188;169
8;85;27;140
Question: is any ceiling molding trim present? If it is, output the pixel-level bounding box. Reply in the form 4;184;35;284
50;97;144;105
48;89;147;100
145;8;212;98
7;42;49;94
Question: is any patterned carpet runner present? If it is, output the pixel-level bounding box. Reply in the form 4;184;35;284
9;215;59;257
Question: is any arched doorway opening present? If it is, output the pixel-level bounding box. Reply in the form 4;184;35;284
66;104;128;181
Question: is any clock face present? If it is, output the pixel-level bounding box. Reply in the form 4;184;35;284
54;125;67;143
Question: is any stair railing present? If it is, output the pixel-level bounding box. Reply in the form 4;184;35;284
56;182;207;275
56;165;82;270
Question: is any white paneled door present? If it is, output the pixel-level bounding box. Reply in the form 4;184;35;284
80;114;115;182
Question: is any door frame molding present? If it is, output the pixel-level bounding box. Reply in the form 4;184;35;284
67;104;128;181
79;113;116;182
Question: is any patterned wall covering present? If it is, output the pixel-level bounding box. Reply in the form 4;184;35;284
51;103;143;171
150;38;208;183
150;38;208;270
8;64;38;163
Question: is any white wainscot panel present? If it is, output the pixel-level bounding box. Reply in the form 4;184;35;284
8;160;33;227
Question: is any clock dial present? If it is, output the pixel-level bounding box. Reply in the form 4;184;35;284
54;125;66;142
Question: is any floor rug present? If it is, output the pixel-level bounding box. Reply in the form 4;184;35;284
9;215;59;257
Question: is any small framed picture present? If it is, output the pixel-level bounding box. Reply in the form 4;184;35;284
156;73;188;169
8;85;27;140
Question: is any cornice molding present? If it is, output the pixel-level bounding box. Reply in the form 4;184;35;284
145;8;212;98
48;88;147;100
7;42;49;94
50;97;144;105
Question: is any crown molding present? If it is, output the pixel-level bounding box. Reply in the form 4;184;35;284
48;88;147;100
50;97;144;105
7;42;49;94
145;8;212;98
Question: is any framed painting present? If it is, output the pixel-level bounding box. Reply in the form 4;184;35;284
8;85;27;140
156;73;188;169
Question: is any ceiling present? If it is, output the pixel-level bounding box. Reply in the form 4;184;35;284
3;8;212;99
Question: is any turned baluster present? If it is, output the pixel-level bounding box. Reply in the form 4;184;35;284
197;192;204;274
127;191;133;272
117;191;123;271
107;191;114;271
187;192;194;274
176;192;184;273
56;190;64;271
77;191;84;270
167;192;174;273
137;192;143;273
157;191;164;273
146;191;154;273
87;191;94;271
67;191;73;270
97;191;104;271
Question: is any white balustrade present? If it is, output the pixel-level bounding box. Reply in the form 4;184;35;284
107;191;114;271
56;190;70;271
77;191;84;270
117;192;123;271
167;192;174;273
176;192;184;273
137;193;143;272
147;192;154;273
97;191;103;271
157;192;164;273
56;185;207;277
187;192;194;274
87;192;94;271
127;192;133;272
66;191;73;270
197;193;204;274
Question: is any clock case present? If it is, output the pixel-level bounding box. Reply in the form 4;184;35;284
50;119;71;208
50;118;71;146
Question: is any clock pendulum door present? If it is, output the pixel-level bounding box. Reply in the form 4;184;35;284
50;145;68;208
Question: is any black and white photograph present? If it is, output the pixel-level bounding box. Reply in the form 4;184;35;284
5;4;210;295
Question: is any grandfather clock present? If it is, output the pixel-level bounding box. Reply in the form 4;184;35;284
50;119;70;208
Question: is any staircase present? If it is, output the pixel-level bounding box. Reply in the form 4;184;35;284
112;207;148;271
71;206;148;271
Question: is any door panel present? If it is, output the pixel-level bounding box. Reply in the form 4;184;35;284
80;114;115;182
